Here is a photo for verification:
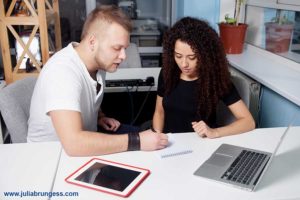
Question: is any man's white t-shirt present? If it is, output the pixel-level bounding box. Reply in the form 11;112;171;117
27;43;105;142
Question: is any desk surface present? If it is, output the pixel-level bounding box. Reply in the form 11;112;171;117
0;142;61;200
52;127;300;200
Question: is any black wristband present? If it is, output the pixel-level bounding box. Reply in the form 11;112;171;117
127;132;141;151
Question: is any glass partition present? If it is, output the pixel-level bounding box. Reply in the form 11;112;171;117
245;5;300;63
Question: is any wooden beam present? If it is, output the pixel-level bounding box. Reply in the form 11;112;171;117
3;17;39;25
53;0;61;50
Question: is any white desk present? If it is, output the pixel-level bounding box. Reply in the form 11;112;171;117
0;142;62;200
52;127;300;200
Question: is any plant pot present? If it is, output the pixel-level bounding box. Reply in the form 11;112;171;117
265;22;294;53
219;23;248;54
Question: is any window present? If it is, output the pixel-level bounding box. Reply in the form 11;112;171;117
245;1;300;63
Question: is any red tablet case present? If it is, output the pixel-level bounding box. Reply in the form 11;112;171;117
65;158;150;198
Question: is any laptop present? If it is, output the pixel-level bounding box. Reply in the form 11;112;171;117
193;119;296;191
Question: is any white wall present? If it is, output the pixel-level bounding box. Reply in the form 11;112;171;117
220;0;235;22
220;0;246;24
179;0;220;30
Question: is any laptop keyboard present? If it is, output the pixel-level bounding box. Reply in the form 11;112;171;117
221;150;268;185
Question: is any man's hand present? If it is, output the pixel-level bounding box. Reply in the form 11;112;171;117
98;117;121;132
139;129;169;151
192;121;219;139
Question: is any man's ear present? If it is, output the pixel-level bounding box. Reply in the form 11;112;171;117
88;34;97;51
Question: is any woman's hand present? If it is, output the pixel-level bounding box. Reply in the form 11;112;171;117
191;121;219;139
98;117;121;132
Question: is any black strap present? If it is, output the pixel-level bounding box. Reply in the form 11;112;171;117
127;132;140;151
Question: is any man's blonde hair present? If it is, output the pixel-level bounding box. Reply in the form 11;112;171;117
81;5;132;40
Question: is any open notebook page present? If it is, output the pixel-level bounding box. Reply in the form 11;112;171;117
156;134;193;159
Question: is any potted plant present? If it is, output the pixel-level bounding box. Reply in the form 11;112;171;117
265;10;294;53
219;0;247;54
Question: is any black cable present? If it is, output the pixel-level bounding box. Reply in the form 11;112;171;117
135;84;139;92
126;85;134;123
130;85;153;125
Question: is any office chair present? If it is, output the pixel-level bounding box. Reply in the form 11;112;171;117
119;43;142;68
0;77;37;143
216;67;261;126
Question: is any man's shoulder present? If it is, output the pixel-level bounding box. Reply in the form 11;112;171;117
43;43;82;72
49;43;75;62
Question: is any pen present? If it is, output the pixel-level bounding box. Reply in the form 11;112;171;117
150;126;157;133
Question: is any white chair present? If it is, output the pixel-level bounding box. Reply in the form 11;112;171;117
0;77;37;143
216;67;261;126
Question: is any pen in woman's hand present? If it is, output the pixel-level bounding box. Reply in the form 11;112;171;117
150;126;157;133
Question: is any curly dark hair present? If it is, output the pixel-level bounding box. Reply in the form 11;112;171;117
162;17;231;122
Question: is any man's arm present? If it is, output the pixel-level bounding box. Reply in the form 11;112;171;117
49;110;168;156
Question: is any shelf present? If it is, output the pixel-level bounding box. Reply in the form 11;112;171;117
227;44;300;107
0;0;61;84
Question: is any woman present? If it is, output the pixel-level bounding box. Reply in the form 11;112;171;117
152;17;255;138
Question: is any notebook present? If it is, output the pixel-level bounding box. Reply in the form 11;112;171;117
193;116;296;191
156;134;193;158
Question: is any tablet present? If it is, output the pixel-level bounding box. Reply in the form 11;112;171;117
65;158;150;197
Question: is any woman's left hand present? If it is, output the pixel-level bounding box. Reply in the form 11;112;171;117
191;121;219;139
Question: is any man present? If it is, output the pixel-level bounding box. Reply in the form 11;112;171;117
27;5;168;156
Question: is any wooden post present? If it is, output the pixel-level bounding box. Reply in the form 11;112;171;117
0;0;13;83
53;0;62;51
0;0;61;83
37;0;49;65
